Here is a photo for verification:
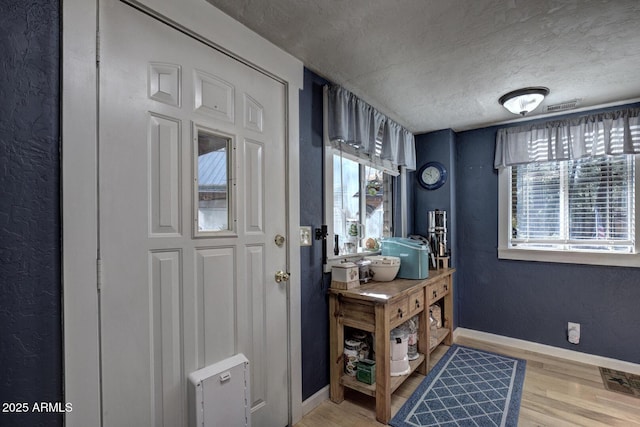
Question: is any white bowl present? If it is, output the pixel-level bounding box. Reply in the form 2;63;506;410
365;256;400;282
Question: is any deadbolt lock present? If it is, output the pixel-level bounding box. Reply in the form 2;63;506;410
274;234;285;247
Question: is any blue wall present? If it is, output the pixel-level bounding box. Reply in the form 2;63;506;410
299;69;332;400
0;2;63;426
454;105;640;364
413;130;456;238
413;129;459;327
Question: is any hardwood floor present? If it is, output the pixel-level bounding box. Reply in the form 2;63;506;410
295;337;640;426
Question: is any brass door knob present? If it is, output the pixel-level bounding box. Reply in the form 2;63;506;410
275;270;290;283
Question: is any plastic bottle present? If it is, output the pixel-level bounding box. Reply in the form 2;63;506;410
406;316;419;360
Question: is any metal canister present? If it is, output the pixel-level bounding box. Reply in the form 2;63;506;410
344;339;361;376
355;258;372;283
351;331;370;360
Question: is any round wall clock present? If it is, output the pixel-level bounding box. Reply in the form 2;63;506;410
417;161;447;190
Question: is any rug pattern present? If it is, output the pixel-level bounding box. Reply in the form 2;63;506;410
390;345;526;427
599;367;640;397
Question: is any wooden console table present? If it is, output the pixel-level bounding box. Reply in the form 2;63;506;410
329;268;454;424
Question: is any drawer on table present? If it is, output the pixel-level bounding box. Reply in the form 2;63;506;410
340;300;375;329
427;280;445;304
439;279;451;297
407;288;425;317
389;297;409;326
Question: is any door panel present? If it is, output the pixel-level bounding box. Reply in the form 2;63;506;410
193;69;235;123
197;247;236;364
149;249;183;427
149;113;181;236
100;1;288;426
245;139;264;232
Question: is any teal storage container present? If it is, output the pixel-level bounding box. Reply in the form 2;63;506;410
381;238;429;279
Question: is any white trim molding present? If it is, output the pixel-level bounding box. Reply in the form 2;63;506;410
301;385;330;417
62;1;100;426
454;327;640;375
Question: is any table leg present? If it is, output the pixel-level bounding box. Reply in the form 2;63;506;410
374;303;391;424
417;289;428;375
329;294;345;403
444;276;453;346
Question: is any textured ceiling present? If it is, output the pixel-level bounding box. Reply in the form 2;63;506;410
206;0;640;133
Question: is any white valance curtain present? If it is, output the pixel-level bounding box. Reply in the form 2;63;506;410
326;84;416;172
494;107;640;169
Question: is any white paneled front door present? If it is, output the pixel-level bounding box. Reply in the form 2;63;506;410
99;1;288;426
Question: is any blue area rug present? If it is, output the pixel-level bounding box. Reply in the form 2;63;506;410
390;345;526;427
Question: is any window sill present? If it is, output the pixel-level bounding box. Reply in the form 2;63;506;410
498;247;640;268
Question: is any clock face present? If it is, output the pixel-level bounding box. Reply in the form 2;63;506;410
417;161;447;190
421;166;441;185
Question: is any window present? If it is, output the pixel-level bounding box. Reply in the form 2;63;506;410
496;107;640;266
323;84;415;265
194;125;234;236
331;152;393;256
498;155;640;266
511;155;635;251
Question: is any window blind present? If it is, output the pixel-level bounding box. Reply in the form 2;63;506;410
511;155;635;251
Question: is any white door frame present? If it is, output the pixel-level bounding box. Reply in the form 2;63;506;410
62;1;303;426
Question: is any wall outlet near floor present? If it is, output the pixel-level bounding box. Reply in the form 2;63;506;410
568;322;580;344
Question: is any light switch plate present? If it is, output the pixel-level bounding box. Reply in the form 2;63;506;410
300;226;312;246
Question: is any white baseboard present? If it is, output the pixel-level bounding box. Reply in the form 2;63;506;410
301;385;329;417
454;327;640;375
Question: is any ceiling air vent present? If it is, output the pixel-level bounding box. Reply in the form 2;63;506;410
546;99;580;113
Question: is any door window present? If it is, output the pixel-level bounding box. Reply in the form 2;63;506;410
194;125;234;235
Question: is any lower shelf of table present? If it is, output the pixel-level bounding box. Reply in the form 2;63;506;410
430;327;450;351
340;353;425;397
338;327;451;398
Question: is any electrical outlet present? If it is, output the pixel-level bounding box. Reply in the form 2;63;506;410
300;226;312;246
568;322;580;344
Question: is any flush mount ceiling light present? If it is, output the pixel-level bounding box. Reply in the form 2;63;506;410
499;87;550;116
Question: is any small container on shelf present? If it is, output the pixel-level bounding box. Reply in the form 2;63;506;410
344;339;361;376
429;304;442;328
429;310;439;349
356;359;376;385
390;327;410;376
331;262;360;290
406;316;419;360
